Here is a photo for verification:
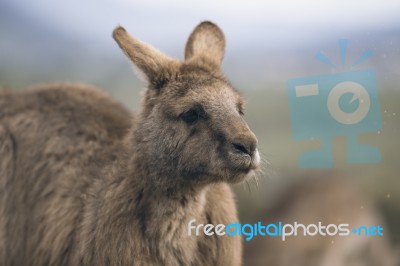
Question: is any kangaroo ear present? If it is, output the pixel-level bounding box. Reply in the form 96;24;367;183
113;26;178;89
184;21;226;68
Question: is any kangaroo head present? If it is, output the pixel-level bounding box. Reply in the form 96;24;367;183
113;21;260;185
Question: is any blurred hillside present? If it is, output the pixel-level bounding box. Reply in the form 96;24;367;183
1;1;400;95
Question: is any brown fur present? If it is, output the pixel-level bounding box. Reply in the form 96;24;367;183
0;21;259;265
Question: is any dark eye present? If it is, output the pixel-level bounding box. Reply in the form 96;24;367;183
239;108;245;116
181;109;200;124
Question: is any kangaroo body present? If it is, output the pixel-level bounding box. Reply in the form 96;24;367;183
0;21;258;265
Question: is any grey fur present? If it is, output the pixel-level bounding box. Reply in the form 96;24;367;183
0;21;259;265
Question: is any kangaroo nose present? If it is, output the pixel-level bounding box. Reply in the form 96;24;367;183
232;136;257;156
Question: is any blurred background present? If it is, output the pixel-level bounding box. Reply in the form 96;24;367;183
1;0;399;264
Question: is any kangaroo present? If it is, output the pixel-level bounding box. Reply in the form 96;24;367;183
244;173;398;266
0;21;260;265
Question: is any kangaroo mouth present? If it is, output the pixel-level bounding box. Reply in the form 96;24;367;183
184;149;261;184
250;149;261;170
229;148;260;172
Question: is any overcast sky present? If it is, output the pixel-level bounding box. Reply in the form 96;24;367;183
6;0;400;53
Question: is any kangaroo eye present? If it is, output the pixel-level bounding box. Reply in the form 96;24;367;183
181;109;200;124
